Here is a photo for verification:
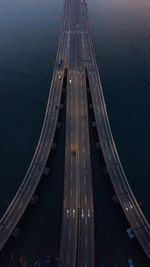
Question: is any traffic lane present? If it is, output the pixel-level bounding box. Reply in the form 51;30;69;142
60;72;79;267
60;71;73;266
0;4;70;250
82;8;150;258
78;73;94;266
82;76;94;267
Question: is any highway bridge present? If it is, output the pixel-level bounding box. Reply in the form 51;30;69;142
0;0;149;264
0;0;69;251
59;1;94;266
80;0;150;260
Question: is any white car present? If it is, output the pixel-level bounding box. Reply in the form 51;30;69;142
73;209;75;218
128;201;133;209
81;209;84;218
124;203;128;211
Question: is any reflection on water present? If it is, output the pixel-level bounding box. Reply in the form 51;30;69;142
0;0;150;266
89;0;150;218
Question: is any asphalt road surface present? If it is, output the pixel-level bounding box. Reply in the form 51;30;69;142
0;0;149;263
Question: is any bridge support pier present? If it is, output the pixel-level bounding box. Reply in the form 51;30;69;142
57;122;61;129
43;167;50;176
92;121;96;127
30;195;39;205
52;143;57;150
127;228;135;239
59;104;64;110
112;195;119;204
96;142;101;149
101;166;108;175
12;228;21;239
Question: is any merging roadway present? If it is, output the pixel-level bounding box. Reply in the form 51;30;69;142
80;0;150;259
0;0;70;252
59;0;94;266
0;0;149;262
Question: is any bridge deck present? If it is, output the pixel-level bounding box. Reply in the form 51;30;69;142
0;0;149;262
59;0;94;266
81;0;150;259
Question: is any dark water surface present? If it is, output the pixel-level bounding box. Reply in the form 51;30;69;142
0;0;150;266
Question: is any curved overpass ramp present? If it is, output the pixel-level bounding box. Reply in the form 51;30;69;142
81;0;150;259
0;0;70;252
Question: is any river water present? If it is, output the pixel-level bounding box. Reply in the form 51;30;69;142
0;0;150;266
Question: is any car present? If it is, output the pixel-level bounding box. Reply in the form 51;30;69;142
124;203;128;211
128;201;133;209
69;79;72;84
73;209;75;218
66;209;69;218
81;209;84;218
58;75;62;80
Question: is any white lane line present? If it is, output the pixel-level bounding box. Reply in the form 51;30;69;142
113;169;117;177
6;220;12;229
18;202;23;210
34;169;38;177
85;236;87;247
67;254;70;265
108;152;111;161
45;142;48;147
85;195;87;204
69;229;71;240
27;185;31;193
70;172;73;180
70;189;72;198
84;177;86;185
83;160;86;168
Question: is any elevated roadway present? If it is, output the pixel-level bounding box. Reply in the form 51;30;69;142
0;0;149;262
81;0;150;259
0;0;70;252
59;0;94;266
